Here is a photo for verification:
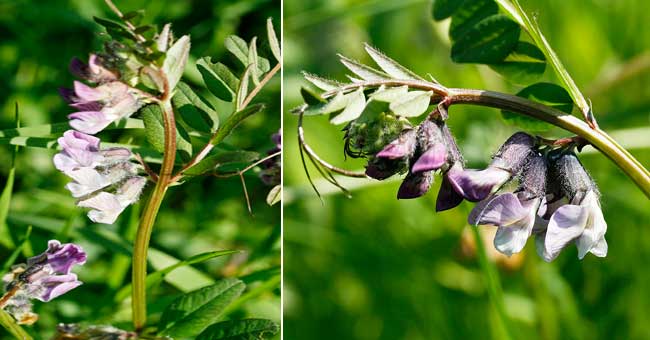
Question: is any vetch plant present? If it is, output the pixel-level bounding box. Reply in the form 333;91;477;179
293;0;647;337
0;1;280;338
295;0;649;260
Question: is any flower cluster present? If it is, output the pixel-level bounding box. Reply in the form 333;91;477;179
353;116;607;261
1;240;86;324
463;133;607;261
353;116;471;211
54;130;146;224
259;131;281;186
60;54;149;135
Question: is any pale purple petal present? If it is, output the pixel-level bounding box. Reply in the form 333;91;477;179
68;111;113;134
493;198;540;256
78;192;125;224
116;177;146;205
376;129;417;160
70;101;103;111
447;167;510;202
468;193;528;226
73;81;106;102
34;274;82;302
543;204;588;261
576;191;608;259
64;168;110;197
40;240;87;274
411;143;447;173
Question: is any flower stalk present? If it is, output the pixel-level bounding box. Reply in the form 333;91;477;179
132;98;176;330
319;80;650;199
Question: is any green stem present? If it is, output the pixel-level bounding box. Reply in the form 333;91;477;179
132;100;177;330
471;227;512;340
0;309;32;340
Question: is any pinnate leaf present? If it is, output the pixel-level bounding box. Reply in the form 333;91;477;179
196;319;279;340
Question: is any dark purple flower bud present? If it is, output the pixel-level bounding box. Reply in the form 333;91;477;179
411;120;447;173
365;157;406;180
548;150;598;204
376;128;417;160
436;164;465;211
491;132;536;173
397;171;433;199
259;131;282;186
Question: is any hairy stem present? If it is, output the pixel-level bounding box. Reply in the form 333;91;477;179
132;100;176;330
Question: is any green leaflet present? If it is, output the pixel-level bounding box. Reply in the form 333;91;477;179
173;81;219;133
141;104;193;160
389;90;433;117
451;14;520;64
502;82;573;131
449;0;499;41
338;54;391;81
196;319;279;340
266;185;281;206
225;35;270;76
330;87;366;125
364;44;424;81
163;35;191;90
489;41;546;84
267;18;281;62
197;57;240;102
432;0;467;21
159;278;246;338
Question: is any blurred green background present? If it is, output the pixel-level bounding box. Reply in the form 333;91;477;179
283;0;650;339
0;0;280;338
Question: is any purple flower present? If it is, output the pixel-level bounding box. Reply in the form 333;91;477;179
78;177;147;224
375;128;417;160
450;132;536;202
54;130;146;224
61;81;145;134
411;120;447;173
534;151;607;261
2;240;86;324
365;128;416;180
397;170;433;199
469;152;547;256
